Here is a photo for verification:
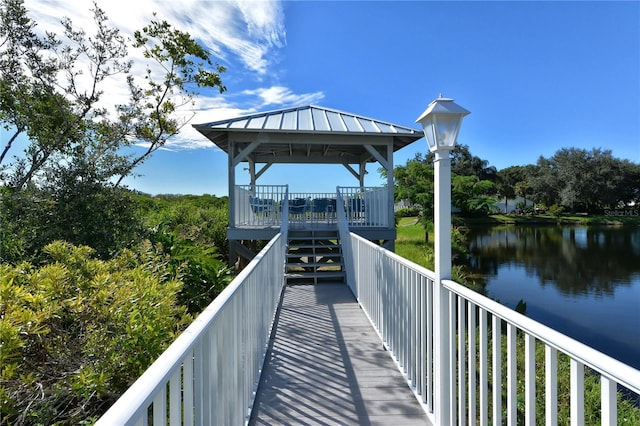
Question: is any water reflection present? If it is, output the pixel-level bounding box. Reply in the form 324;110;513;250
464;225;640;369
466;226;640;296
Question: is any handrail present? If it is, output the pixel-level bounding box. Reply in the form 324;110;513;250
335;187;355;294
96;233;287;425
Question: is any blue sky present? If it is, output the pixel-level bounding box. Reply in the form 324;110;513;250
10;1;640;196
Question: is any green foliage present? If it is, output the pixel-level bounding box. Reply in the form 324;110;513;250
138;193;230;263
452;175;498;215
148;225;232;314
395;217;480;290
133;193;232;313
0;185;142;262
0;241;191;425
395;207;421;218
392;147;499;220
393;154;434;218
548;204;564;218
500;149;640;213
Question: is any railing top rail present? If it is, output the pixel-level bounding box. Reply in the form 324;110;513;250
337;186;385;191
237;184;288;189
443;278;640;394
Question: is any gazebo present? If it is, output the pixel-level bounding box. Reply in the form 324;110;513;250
193;105;424;265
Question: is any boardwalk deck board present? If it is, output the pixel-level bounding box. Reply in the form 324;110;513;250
249;283;432;426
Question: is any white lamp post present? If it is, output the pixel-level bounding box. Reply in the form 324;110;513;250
416;95;469;424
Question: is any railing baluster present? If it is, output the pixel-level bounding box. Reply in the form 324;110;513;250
507;324;517;426
419;274;425;399
492;315;502;426
545;345;557;426
183;351;194;426
169;368;181;425
427;277;434;410
193;342;203;425
152;383;166;425
449;290;457;425
570;359;584;426
601;376;617;426
480;309;488;426
458;296;466;426
468;303;476;426
525;333;536;426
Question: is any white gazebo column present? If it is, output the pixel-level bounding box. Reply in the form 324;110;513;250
417;95;470;425
387;143;395;250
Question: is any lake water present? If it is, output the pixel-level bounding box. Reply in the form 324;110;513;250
464;225;640;370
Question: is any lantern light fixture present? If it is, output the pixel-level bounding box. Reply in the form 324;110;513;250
416;94;470;152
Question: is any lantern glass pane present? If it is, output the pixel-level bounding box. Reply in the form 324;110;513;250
424;118;437;150
436;114;462;147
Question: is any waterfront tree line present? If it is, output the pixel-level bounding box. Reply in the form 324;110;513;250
393;144;640;218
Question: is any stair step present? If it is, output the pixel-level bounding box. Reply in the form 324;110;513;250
286;271;345;279
286;253;342;259
287;261;343;268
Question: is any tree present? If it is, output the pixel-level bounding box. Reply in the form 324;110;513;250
496;166;525;212
0;0;226;190
449;144;498;182
0;0;130;188
113;15;227;185
452;175;497;215
0;0;227;259
393;153;435;213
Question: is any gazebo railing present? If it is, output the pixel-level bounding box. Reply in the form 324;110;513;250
234;185;288;227
337;186;390;227
233;185;392;229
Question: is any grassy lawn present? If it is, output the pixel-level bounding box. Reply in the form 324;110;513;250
395;217;434;269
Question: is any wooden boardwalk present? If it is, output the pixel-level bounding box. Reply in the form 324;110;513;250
249;283;432;426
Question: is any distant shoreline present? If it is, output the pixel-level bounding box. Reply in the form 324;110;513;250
458;213;640;227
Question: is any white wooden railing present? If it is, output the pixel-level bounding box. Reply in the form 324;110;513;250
337;186;390;227
96;231;287;426
233;185;288;227
233;185;392;229
344;232;640;426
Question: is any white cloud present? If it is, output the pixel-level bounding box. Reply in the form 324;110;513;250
242;86;325;108
24;0;284;74
19;0;323;151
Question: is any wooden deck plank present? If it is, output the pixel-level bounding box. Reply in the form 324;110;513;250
249;283;432;426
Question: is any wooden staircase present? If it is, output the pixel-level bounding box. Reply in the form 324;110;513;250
285;230;345;285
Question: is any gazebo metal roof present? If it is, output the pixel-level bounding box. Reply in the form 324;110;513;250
192;105;424;165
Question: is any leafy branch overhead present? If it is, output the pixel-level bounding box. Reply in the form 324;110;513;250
116;14;226;185
0;0;226;190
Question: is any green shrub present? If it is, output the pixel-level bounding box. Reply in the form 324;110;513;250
395;206;421;218
148;225;233;314
549;203;565;218
0;241;191;425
